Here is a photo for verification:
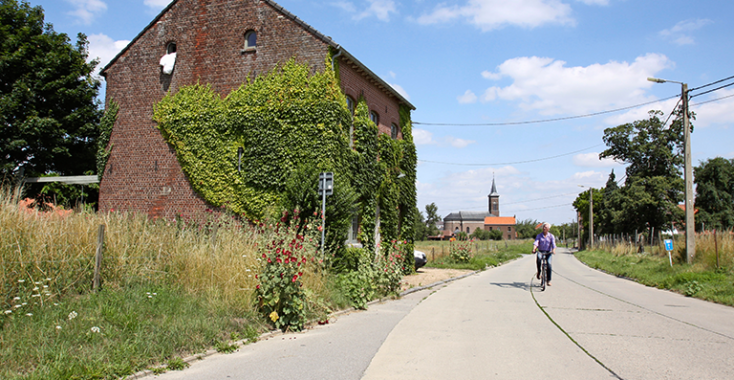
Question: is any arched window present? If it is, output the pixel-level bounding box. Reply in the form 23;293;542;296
369;111;379;126
244;30;257;50
166;42;177;54
391;123;399;139
346;96;355;115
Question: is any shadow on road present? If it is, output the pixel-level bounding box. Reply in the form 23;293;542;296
490;281;530;291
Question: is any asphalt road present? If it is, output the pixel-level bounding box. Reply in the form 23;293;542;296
147;248;734;380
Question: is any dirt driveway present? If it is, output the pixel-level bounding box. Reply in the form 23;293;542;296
400;267;475;292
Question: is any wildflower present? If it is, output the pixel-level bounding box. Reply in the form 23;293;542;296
18;279;25;283
91;326;100;333
56;325;62;330
68;311;78;320
26;313;33;317
4;310;11;315
269;311;279;322
13;297;20;301
256;284;260;290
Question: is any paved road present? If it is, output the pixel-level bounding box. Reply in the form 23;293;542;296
149;248;734;380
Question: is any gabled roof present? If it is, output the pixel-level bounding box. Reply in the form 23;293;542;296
485;216;516;225
99;0;415;110
444;211;491;222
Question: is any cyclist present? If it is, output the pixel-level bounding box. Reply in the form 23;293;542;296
532;222;556;286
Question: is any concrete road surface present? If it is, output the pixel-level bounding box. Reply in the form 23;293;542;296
147;248;734;380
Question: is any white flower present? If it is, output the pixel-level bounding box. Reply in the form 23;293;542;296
13;297;20;301
18;279;24;283
46;278;52;281
90;326;100;333
33;287;39;291
68;311;78;320
14;305;22;309
4;310;11;315
148;295;152;298
43;285;49;288
26;313;33;317
56;325;62;330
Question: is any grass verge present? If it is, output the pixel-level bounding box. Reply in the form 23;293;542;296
575;249;734;306
416;240;531;271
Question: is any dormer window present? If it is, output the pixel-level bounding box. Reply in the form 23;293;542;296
244;30;257;50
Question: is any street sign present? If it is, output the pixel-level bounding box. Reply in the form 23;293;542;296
318;172;333;196
664;239;673;252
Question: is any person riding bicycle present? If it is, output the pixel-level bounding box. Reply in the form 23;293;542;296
532;222;556;286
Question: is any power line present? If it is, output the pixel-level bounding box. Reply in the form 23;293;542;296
413;95;679;127
690;93;734;107
690;81;734;99
418;144;604;166
689;75;734;92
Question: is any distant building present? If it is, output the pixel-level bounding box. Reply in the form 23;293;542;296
443;177;517;240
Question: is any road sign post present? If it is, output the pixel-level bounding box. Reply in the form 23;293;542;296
664;239;674;267
318;172;333;259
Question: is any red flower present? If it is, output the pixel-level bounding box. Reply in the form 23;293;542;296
292;275;298;282
256;284;260;290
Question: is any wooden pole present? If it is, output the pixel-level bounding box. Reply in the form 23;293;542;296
93;224;105;291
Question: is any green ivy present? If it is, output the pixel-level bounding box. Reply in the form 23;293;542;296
96;99;118;181
152;58;417;264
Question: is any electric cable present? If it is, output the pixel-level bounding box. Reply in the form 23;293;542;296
413;96;679;126
690;81;734;99
689;74;734;92
418;143;603;166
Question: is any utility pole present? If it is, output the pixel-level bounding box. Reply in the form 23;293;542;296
648;77;695;264
589;188;594;248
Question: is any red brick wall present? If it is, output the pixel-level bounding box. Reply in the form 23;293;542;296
100;0;405;220
339;59;403;139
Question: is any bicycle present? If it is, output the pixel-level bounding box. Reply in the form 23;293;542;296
538;251;551;291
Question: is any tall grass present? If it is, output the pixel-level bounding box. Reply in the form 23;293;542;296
0;186;330;379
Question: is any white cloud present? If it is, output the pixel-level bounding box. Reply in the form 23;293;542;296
575;0;608;5
660;19;713;46
444;136;476;148
573;152;623;168
457;90;478;104
481;53;673;115
87;34;130;74
144;0;174;10
413;129;435;145
416;0;574;31
690;88;734;128
65;0;107;25
355;0;397;21
389;83;411;101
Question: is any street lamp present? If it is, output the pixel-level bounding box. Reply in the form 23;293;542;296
647;77;694;264
578;185;593;249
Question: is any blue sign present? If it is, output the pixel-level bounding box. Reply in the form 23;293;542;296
664;239;674;252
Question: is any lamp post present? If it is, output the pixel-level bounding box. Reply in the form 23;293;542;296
648;77;694;264
578;185;593;249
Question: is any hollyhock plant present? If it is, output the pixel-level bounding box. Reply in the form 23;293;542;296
255;209;319;332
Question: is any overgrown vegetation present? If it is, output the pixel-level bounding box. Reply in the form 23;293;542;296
576;232;734;306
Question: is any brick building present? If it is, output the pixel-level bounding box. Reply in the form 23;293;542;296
98;0;414;219
443;177;517;240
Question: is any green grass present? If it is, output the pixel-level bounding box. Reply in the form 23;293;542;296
0;282;264;379
417;239;531;271
575;249;734;306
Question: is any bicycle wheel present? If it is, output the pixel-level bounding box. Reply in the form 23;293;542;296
540;259;546;291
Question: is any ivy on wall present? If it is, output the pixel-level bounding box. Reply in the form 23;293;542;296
152;58;417;264
96;99;118;181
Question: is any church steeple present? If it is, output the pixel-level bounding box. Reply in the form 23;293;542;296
488;175;500;216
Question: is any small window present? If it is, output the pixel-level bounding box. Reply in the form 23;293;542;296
167;42;177;54
244;30;257;50
369;111;379;125
508;227;511;232
466;227;470;233
346;96;355;115
391;123;399;139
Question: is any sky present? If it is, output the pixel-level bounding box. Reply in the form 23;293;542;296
29;0;734;226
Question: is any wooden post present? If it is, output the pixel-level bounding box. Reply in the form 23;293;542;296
431;247;435;262
714;229;719;269
93;224;105;291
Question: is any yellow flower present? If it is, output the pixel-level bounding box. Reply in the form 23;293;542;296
269;311;279;322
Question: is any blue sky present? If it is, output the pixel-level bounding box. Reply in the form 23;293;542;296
31;0;734;226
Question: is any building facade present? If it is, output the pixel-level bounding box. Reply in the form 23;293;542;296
98;0;414;219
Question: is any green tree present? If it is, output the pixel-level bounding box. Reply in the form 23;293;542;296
598;169;622;235
516;218;539;239
599;110;686;235
413;207;428;241
1;0;101;178
694;157;734;230
424;202;441;237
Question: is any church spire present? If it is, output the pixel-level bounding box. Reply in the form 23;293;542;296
488;175;500;216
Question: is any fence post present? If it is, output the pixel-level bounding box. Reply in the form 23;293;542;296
93;224;105;291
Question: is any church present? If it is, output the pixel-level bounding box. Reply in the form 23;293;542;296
442;178;517;240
